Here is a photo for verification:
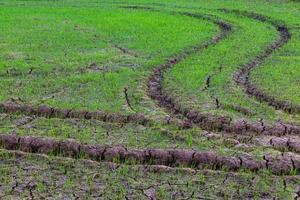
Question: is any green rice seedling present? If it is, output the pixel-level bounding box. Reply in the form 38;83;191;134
0;0;300;198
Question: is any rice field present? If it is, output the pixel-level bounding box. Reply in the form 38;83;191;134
0;0;299;199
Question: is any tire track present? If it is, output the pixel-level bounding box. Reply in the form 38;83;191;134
1;8;299;135
0;134;299;175
3;149;299;199
205;132;300;155
147;11;232;128
0;9;227;130
260;136;300;154
225;9;300;114
0;6;299;178
147;8;300;136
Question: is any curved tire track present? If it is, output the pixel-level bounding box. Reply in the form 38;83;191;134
0;10;225;130
226;9;300;114
2;8;298;136
148;12;232;128
147;9;300;136
0;5;300;177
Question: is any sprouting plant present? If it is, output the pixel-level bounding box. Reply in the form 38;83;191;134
186;132;193;148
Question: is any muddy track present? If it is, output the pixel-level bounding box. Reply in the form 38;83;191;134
3;150;299;200
0;134;299;175
147;8;300;136
0;100;189;131
225;9;300;114
5;150;300;183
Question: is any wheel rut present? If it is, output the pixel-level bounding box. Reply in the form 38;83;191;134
147;8;300;136
225;9;300;114
147;11;231;128
1;7;298;136
0;134;299;175
0;5;300;176
0;9;230;130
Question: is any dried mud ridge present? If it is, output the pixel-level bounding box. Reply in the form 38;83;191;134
147;9;300;136
0;101;191;129
4;151;299;200
204;132;300;154
1;134;300;175
269;136;300;154
226;9;300;114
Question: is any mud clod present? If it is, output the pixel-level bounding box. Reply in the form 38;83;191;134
217;156;241;170
59;139;80;157
239;154;262;171
171;149;195;166
80;145;106;161
37;105;54;117
193;152;218;169
103;146;127;162
0;134;19;150
148;149;174;165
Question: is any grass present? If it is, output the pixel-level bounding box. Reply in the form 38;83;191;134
163;10;283;122
0;150;298;199
0;0;299;198
249;28;300;106
0;113;242;157
0;6;216;112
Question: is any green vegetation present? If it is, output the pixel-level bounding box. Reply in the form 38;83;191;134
0;7;215;112
0;0;299;198
250;29;300;106
163;11;281;121
0;150;298;199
